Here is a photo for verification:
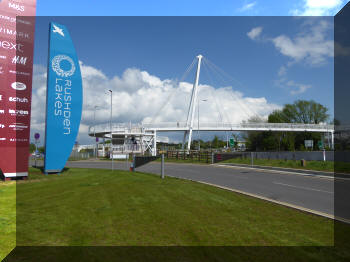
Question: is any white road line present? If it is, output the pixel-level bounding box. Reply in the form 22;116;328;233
213;164;343;180
273;181;333;194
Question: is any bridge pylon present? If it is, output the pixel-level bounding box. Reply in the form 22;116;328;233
182;54;203;152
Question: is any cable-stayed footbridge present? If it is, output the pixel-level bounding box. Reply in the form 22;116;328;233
89;55;335;156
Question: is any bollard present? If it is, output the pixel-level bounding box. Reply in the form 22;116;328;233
251;152;254;166
161;154;165;179
130;155;135;172
126;154;129;170
301;159;307;167
323;149;326;162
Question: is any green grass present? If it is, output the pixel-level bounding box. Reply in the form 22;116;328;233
0;181;16;260
15;168;334;246
221;158;335;172
2;167;350;261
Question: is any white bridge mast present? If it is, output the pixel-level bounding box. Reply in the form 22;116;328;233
182;54;203;152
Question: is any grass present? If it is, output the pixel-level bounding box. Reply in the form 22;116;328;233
220;157;335;172
2;167;350;261
16;168;334;246
0;181;16;260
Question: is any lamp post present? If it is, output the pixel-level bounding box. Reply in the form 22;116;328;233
197;99;207;151
108;89;113;171
93;106;99;159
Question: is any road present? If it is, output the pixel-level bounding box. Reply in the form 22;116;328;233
63;160;342;220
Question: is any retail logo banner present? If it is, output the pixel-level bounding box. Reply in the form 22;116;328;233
0;0;36;179
44;23;82;173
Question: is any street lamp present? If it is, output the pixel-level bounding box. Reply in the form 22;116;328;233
107;89;113;171
197;99;207;151
93;106;99;159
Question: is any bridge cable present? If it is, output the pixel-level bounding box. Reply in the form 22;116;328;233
202;57;258;119
202;57;258;121
148;57;197;124
201;59;228;123
204;57;264;120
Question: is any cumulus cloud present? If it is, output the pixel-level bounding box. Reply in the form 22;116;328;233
287;80;312;95
271;19;333;66
291;0;344;16
239;2;257;12
30;63;280;144
247;27;263;40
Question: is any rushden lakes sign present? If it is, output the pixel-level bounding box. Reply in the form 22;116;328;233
44;23;82;173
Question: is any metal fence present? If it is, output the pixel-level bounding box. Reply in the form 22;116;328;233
165;150;215;163
69;151;94;160
213;151;335;163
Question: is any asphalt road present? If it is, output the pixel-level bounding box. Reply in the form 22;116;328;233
64;160;340;219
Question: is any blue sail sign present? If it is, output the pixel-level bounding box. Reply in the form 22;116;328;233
44;23;83;173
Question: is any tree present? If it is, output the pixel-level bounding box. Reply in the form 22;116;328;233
245;100;329;151
29;143;36;153
280;100;329;124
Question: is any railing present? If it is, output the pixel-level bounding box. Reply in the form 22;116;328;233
165;150;215;163
89;122;335;135
143;122;334;130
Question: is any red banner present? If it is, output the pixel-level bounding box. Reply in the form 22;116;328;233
0;0;36;179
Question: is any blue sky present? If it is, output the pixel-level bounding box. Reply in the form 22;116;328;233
29;1;347;144
36;0;347;16
33;16;334;110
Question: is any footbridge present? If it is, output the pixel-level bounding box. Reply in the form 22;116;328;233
88;122;334;156
88;55;335;156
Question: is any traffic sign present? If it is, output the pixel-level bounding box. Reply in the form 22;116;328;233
229;138;235;147
318;140;324;149
304;140;313;148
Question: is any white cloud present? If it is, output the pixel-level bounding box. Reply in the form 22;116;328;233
291;0;344;16
239;2;256;12
30;63;280;144
276;79;312;95
271;19;333;66
247;27;263;40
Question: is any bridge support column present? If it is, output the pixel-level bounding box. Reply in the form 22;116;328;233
152;130;157;156
331;131;334;150
187;128;193;152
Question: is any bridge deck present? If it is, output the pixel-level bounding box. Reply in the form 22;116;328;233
89;122;334;136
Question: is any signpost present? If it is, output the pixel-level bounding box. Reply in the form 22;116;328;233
229;138;235;148
44;23;83;174
304;140;313;149
0;0;37;180
34;133;40;167
318;140;324;150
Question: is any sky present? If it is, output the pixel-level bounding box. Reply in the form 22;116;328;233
36;0;347;16
29;0;348;145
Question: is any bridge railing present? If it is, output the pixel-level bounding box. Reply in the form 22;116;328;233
89;123;145;135
142;122;334;131
89;122;335;135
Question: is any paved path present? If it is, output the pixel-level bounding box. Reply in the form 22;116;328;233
64;160;343;220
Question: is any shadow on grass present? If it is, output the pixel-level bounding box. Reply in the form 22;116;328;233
4;246;350;262
28;167;70;180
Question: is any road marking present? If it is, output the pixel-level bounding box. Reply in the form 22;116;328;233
273;181;333;194
164;175;337;221
213;164;343;181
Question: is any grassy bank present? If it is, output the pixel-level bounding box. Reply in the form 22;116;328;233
0;181;16;260
16;168;334;246
2;167;350;261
